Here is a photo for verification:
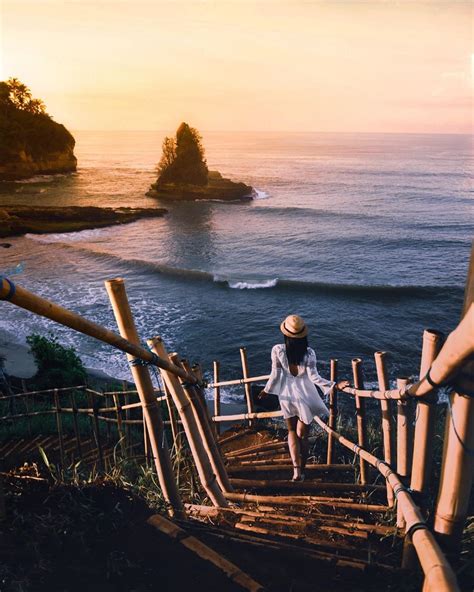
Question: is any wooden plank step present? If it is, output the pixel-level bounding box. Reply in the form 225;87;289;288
224;492;390;514
185;503;395;535
227;463;355;474
230;478;386;494
147;514;264;591
179;519;401;572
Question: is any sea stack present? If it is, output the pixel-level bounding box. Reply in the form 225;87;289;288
146;122;255;201
0;78;77;181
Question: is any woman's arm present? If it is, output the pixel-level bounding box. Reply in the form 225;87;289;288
259;346;283;398
306;349;335;396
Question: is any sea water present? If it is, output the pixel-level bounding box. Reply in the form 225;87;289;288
0;131;472;403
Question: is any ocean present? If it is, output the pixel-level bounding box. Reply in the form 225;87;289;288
0;131;472;403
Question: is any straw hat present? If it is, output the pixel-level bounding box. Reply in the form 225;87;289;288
280;314;308;338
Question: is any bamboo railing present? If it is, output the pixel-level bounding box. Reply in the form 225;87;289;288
1;245;472;592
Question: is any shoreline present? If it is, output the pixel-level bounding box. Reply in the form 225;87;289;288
0;205;168;239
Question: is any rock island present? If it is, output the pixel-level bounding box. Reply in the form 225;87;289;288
146;122;255;201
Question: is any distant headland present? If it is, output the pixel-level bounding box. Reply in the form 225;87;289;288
0;78;77;181
146;122;255;201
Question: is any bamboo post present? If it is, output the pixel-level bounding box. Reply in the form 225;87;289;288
374;351;395;508
213;361;221;436
191;361;217;439
240;348;255;427
104;392;112;442
313;415;460;592
433;244;474;553
410;329;443;501
163;380;180;454
172;354;233;494
351;358;368;484
70;390;83;459
326;359;338;464
105;278;184;517
21;379;32;436
112;393;126;456
122;381;131;455
148;337;228;507
88;389;104;471
397;377;410;530
54;388;65;467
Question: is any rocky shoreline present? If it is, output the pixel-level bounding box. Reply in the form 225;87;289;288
0;205;167;238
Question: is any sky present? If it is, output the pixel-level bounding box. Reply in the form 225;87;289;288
1;0;473;133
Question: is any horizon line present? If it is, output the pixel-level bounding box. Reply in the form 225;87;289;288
70;129;473;137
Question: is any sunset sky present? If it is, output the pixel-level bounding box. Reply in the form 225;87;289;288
1;1;472;133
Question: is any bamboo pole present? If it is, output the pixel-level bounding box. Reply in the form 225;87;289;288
213;361;221;435
223;492;388;513
396;377;410;530
326;359;338;464
229;478;385;494
434;244;474;553
147;514;264;592
148;337;228;507
171;353;233;494
53;389;65;467
351;358;368;484
313;416;459;592
239;348;255;427
69;390;83;460
410;329;443;501
88;389;104;471
162;379;180;454
209;374;270;389
374;351;395;508
112;393;126;456
105;278;183;517
213;410;284;423
123;381;131;455
21;379;32;436
189;360;217;440
0;278;197;383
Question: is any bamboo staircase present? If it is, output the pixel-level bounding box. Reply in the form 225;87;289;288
0;243;472;591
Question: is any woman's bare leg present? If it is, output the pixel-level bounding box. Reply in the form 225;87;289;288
297;420;310;473
286;417;301;480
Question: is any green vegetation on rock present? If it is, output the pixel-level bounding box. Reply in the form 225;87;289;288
0;78;77;180
156;122;208;186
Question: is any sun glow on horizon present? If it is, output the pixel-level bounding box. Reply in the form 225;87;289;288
2;1;473;134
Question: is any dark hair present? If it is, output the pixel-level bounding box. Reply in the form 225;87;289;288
284;335;309;366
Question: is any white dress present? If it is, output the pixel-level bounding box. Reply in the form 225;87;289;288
264;344;333;425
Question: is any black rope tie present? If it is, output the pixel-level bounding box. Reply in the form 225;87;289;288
407;522;428;539
392;484;406;499
0;276;16;301
129;353;161;368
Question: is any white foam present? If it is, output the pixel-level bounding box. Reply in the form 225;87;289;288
13;173;68;184
227;278;278;290
25;228;108;243
253;189;269;200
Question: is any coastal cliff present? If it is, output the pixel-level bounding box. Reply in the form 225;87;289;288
148;122;255;201
0;78;77;181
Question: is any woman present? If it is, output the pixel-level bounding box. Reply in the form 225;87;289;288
259;314;349;481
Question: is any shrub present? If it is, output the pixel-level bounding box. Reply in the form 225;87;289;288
26;333;86;389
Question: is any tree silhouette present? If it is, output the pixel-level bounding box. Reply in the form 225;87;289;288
156;122;208;186
2;78;48;115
